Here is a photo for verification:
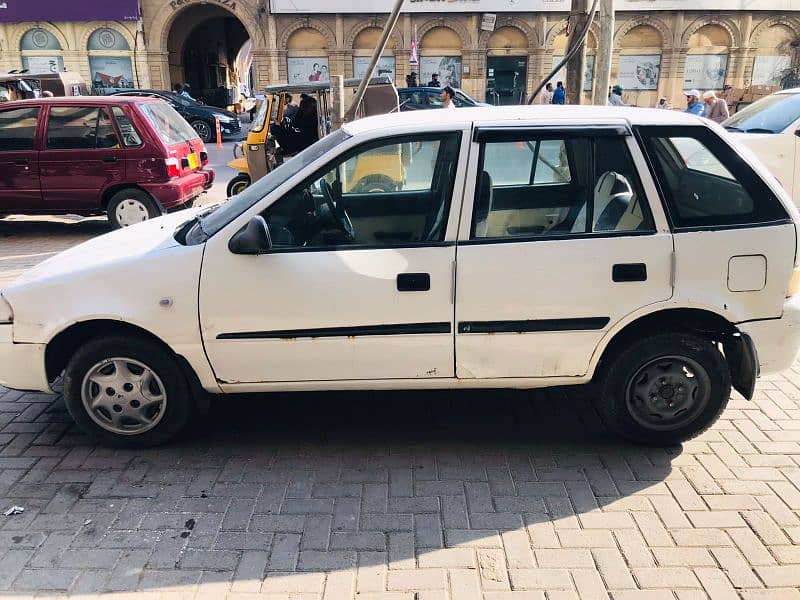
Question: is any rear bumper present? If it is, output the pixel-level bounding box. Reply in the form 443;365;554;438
0;325;50;393
739;294;800;374
141;169;215;211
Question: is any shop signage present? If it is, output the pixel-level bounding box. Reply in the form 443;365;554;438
269;0;792;13
0;0;139;22
617;54;661;90
480;14;497;32
751;55;790;87
683;54;728;90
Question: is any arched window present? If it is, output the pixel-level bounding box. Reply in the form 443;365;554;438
752;25;795;87
287;29;329;84
87;28;134;94
352;27;395;82
685;24;731;91
551;31;596;92
420;27;462;88
20;28;64;74
617;25;662;93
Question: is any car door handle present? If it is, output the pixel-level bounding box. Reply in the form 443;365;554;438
612;263;647;282
102;156;118;163
397;273;431;292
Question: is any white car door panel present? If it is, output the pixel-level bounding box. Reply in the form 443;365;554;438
455;125;674;379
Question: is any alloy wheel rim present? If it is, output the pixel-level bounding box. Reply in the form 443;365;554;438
230;180;249;195
193;121;211;140
115;199;149;227
625;355;711;431
81;357;167;435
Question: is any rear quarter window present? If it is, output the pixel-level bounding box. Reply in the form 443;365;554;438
636;125;789;229
137;101;198;145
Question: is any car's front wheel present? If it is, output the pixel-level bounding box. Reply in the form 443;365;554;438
191;119;213;143
63;336;193;447
107;189;161;229
597;332;731;445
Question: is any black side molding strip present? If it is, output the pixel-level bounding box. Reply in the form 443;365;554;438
218;322;452;340
474;124;630;143
458;317;609;334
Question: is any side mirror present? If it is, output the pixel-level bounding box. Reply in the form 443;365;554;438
229;216;272;255
794;128;800;138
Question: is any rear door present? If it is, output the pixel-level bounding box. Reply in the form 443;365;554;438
39;105;125;211
455;124;674;379
0;106;42;212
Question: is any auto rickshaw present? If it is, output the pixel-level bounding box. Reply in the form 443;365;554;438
226;76;401;196
0;71;88;101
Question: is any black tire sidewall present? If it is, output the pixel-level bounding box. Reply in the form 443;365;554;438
598;333;731;445
63;336;192;448
192;120;212;143
227;175;250;197
107;189;160;229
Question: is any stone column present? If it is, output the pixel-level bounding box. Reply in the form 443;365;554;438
328;50;348;81
146;51;170;90
250;49;280;89
528;47;549;102
728;47;748;88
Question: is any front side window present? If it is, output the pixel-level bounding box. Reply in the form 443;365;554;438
0;107;39;151
472;133;652;239
261;133;461;249
46;106;118;150
638;125;788;228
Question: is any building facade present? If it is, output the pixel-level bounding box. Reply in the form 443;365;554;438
1;0;798;107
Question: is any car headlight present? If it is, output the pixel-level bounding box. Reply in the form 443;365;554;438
0;294;13;324
217;114;234;123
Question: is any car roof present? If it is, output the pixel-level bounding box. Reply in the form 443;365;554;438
400;87;465;93
0;95;160;108
776;87;800;95
342;104;706;136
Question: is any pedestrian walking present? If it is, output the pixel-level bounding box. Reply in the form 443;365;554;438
427;73;440;87
684;89;705;116
608;85;625;106
702;90;730;123
540;82;554;105
552;81;566;105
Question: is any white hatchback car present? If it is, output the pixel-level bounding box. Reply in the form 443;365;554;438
2;106;800;448
724;88;800;204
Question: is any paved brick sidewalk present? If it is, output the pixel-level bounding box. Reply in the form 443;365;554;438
1;222;800;599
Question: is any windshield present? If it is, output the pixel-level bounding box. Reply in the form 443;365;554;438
251;97;269;133
138;101;199;144
184;128;351;243
724;93;800;133
455;90;478;106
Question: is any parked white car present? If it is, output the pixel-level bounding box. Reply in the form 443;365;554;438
2;106;800;447
724;88;800;204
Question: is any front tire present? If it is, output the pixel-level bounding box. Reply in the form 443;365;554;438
107;189;161;229
63;336;193;448
597;332;731;445
191;119;213;143
227;174;251;197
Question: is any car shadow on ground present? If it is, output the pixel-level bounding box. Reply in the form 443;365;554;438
0;386;679;595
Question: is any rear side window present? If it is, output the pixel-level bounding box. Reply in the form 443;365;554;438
472;133;653;239
0;107;39;151
137;101;198;144
638;125;788;229
111;106;142;147
46;106;119;150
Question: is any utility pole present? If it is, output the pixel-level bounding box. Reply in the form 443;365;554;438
565;0;589;104
592;0;614;105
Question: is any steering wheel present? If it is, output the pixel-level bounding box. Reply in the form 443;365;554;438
319;179;355;241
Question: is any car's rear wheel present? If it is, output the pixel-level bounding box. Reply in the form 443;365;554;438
191;119;213;143
227;174;251;197
597;332;730;445
107;189;161;229
63;336;192;447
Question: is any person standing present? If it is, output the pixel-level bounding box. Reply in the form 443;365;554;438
608;85;625;106
428;73;440;87
702;90;730;123
552;81;566;105
656;97;671;109
181;83;196;101
441;85;457;109
283;94;298;120
684;89;705;116
540;82;554;105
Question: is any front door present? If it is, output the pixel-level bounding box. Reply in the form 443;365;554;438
455;126;674;379
200;130;466;384
0;106;42;212
486;56;527;106
39;105;126;212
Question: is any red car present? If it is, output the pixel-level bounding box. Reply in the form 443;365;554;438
0;96;214;228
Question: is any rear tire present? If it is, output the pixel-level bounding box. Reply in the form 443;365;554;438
63;336;193;448
191;119;213;143
227;174;251;197
597;332;730;445
107;189;161;229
